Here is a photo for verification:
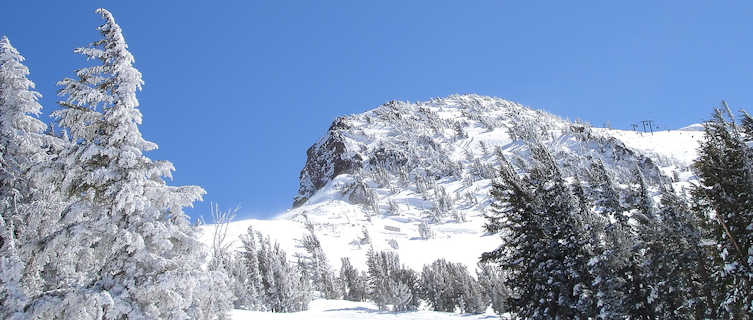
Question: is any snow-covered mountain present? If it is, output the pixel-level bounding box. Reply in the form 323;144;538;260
200;94;702;272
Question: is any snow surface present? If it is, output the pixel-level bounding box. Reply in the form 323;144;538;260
230;299;501;320
198;201;500;272
597;127;701;167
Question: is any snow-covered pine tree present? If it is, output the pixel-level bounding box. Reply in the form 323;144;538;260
419;258;459;312
0;35;48;203
692;105;753;318
482;142;594;319
622;166;656;318
229;225;263;310
587;222;632;319
588;159;625;224
569;176;601;317
419;258;487;313
689;185;726;320
481;146;539;317
297;216;340;299
526;142;594;319
630;166;654;219
482;148;528;235
642;184;701;319
389;267;420;312
366;248;393;310
339;257;366;302
476;262;510;316
0;35;47;316
740;110;753;142
256;232;310;312
0;214;25;319
24;9;221;319
366;248;420;312
0;36;70;305
418;221;434;240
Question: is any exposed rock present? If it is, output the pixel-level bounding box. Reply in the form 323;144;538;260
346;180;370;206
293;117;363;207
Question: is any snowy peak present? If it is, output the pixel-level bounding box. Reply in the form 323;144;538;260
295;95;543;206
247;94;702;271
293;94;680;209
207;94;702;273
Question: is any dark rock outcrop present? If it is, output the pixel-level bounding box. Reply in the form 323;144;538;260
293;117;363;208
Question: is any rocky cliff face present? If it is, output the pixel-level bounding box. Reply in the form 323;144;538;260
294;117;363;208
292;95;677;209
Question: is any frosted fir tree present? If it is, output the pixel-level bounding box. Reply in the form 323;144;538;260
234;226;263;310
0;35;52;240
297;216;339;299
419;258;487;313
0;36;68;316
339;257;366;302
0;35;48;196
256;234;310;312
25;9;219;319
366;249;419;312
740;110;753;143
0;214;25;319
476;262;510;315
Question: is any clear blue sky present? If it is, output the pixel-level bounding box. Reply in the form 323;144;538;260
2;1;752;220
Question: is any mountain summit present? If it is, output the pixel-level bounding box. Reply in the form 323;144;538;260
208;94;701;271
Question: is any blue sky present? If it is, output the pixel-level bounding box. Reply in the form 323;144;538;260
2;1;752;220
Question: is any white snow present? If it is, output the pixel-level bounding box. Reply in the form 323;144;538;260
597;127;701;167
230;299;501;320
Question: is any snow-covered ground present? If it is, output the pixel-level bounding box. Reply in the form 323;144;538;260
198;203;501;272
230;299;501;320
597;126;702;167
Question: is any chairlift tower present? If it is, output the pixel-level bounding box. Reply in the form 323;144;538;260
641;120;655;135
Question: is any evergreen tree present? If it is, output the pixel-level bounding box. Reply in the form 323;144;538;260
0;35;48;203
569;177;601;317
643;184;701;319
340;257;366;302
366;248;420;312
230;226;263;310
588;159;624;224
0;37;69;311
0;214;25;319
482;142;594;319
689;186;725;319
23;9;218;319
418;221;434;240
256;233;310;312
583;158;656;319
527;143;594;319
586;180;631;318
692;105;753;318
297;216;339;299
476;262;510;315
0;35;50;317
740;110;753;142
419;259;487;313
622;167;655;319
